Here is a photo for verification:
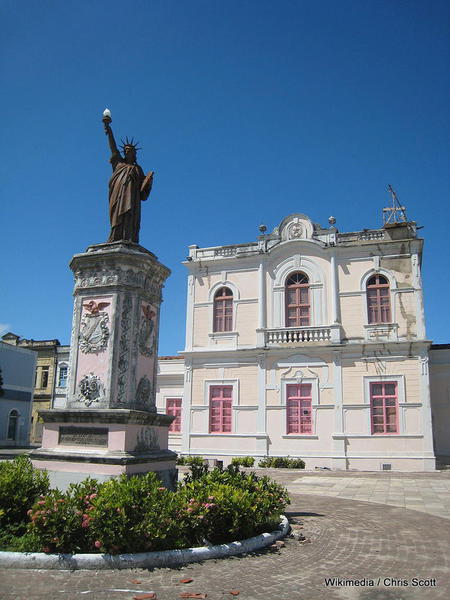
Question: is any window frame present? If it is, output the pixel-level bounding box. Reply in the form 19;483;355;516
58;365;68;388
366;274;392;324
286;383;313;434
7;410;19;441
213;287;234;333
166;397;182;433
209;385;233;433
285;271;311;328
363;375;405;435
369;381;399;434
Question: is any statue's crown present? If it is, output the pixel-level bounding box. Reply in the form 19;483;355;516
120;136;142;152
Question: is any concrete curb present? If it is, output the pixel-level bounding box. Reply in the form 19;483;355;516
0;516;289;570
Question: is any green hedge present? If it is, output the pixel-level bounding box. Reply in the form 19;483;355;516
258;456;305;469
231;457;255;467
0;456;50;549
0;458;290;554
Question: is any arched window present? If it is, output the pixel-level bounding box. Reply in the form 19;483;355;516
213;287;233;332
367;274;391;323
285;272;310;327
7;410;19;441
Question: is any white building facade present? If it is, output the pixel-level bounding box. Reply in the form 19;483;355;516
155;213;450;472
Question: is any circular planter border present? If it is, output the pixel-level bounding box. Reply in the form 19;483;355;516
0;516;289;570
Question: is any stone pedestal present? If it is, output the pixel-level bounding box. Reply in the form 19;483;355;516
31;242;177;489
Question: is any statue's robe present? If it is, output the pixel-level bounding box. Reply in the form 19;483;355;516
107;152;149;243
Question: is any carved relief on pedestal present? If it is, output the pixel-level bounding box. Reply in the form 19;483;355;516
78;372;105;407
117;294;132;404
74;266;163;301
139;304;157;357
135;426;160;451
79;300;110;354
136;375;153;407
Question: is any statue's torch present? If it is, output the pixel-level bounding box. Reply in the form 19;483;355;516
102;108;112;132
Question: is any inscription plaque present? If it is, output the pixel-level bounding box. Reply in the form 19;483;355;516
59;426;108;447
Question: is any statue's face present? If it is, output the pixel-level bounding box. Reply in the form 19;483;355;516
124;146;136;162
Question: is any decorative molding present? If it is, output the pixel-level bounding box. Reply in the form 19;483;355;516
139;304;156;357
117;294;132;404
136;376;153;408
78;373;105;407
79;310;110;354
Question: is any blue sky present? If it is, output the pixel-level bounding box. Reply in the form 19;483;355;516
1;0;449;355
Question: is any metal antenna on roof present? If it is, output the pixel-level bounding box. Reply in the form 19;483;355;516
383;185;408;225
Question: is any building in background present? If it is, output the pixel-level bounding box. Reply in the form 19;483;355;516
0;340;36;446
4;213;449;468
1;333;69;443
155;356;184;455
171;212;450;471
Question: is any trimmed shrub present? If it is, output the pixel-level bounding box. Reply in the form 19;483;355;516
177;455;205;466
231;456;255;467
26;478;100;553
0;456;49;547
258;456;305;469
2;462;290;554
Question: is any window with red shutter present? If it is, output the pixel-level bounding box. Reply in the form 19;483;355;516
166;398;182;433
285;272;310;327
213;287;233;332
286;383;313;434
370;382;398;434
367;275;391;324
209;385;233;433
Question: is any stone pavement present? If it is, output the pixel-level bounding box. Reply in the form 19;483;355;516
1;470;449;600
266;469;450;520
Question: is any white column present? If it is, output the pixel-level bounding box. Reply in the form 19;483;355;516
412;252;426;340
330;252;341;324
332;350;346;470
257;260;267;348
256;353;268;456
181;358;193;455
418;349;436;471
184;273;195;351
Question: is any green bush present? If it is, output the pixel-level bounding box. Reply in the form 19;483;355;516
0;456;49;547
1;461;290;555
180;465;290;544
231;456;255;467
26;478;100;553
176;455;204;466
258;456;305;469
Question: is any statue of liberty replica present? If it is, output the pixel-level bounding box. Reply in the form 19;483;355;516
102;109;154;243
29;109;176;490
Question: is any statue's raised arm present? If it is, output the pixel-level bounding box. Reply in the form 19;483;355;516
102;110;119;157
101;109;154;244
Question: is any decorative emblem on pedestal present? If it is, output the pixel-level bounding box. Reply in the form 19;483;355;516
139;304;156;356
79;300;110;354
78;372;105;407
289;223;304;239
135;426;160;451
136;375;152;406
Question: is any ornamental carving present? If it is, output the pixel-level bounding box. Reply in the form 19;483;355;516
135;426;160;451
136;375;152;406
78;373;105;407
289;223;304;239
79;301;110;354
74;266;164;300
117;295;132;404
139;304;156;356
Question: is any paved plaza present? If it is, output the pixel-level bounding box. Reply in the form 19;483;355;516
0;469;449;600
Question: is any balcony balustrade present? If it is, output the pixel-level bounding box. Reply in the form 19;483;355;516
262;324;341;346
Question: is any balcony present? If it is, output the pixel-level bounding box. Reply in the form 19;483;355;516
260;325;342;346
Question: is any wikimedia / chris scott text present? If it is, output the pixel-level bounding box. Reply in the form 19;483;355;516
324;577;437;588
